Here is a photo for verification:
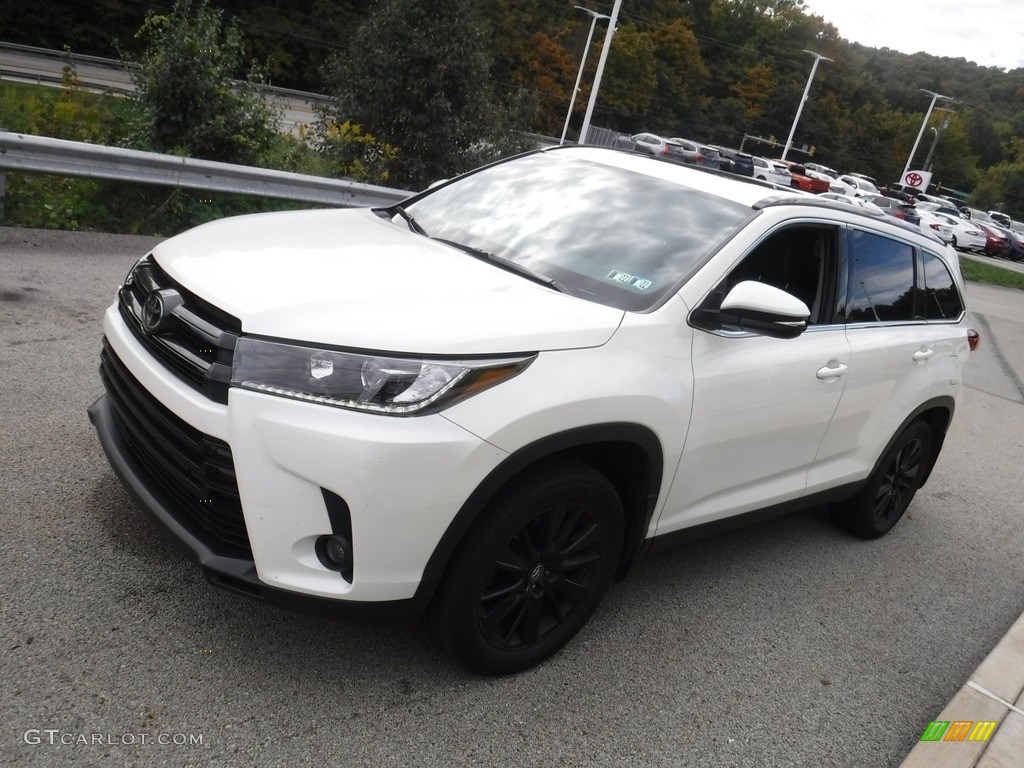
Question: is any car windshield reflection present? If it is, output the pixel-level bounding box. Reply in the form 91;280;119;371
406;152;751;310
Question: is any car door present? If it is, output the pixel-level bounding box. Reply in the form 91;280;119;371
656;223;851;534
807;227;950;492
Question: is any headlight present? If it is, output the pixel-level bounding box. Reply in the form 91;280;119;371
231;337;535;415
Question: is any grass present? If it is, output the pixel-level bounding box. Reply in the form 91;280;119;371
959;255;1024;290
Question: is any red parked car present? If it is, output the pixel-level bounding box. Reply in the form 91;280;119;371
774;159;830;194
974;221;1011;258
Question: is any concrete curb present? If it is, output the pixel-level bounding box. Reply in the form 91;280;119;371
900;611;1024;767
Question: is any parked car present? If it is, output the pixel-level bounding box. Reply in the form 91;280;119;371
1006;228;1024;260
625;133;688;164
771;159;829;193
804;162;839;178
819;192;885;214
669;138;722;170
987;223;1024;260
839;174;879;194
857;192;921;225
89;145;976;675
806;169;855;195
918;210;954;243
751;156;791;186
709;145;755;176
973;220;1012;258
989;211;1012;228
915;200;966;220
881;184;918;203
927;212;986;251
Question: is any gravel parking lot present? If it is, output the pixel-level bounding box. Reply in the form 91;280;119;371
2;226;1022;767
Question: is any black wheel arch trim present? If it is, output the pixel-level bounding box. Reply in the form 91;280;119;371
872;395;956;489
414;422;664;609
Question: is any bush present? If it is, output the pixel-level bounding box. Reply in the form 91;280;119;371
128;0;279;164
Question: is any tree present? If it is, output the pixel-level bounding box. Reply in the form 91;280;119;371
321;0;526;190
129;0;279;164
598;24;658;129
731;62;776;121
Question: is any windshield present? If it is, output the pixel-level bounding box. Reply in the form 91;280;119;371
404;151;750;311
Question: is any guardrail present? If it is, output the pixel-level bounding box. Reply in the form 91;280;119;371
0;131;413;213
0;41;330;104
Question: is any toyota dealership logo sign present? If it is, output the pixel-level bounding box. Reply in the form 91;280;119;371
903;169;933;191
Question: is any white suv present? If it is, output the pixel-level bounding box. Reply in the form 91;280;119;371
89;146;976;675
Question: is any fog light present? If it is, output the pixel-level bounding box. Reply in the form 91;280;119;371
316;534;352;572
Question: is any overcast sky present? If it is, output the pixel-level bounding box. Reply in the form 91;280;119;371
799;0;1024;71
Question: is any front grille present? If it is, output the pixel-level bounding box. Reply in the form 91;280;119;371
100;340;251;556
119;255;240;404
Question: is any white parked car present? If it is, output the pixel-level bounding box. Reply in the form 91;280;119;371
90;146;977;675
819;192;885;214
751;156;791;186
918;210;954;243
927;212;986;251
839;174;880;194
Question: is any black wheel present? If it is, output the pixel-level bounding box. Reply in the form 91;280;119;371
951;235;958;248
430;457;624;675
834;421;932;539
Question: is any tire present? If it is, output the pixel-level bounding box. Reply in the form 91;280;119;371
951;235;958;248
430;457;624;675
833;421;932;539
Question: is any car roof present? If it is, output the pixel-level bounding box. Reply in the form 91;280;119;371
537;147;947;247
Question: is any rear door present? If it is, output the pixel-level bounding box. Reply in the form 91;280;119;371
806;227;949;492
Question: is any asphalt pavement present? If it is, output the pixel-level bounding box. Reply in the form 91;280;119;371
1;226;1022;768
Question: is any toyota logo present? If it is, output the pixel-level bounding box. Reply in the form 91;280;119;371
141;289;183;334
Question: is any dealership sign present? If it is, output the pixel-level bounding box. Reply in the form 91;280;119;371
903;169;933;192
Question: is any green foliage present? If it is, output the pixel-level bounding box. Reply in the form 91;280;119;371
128;0;279;164
9;0;1024;223
601;24;659;119
314;120;399;185
970;161;1024;214
319;0;531;190
959;255;1024;290
0;62;138;143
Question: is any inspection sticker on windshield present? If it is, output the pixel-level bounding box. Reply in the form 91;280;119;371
605;270;653;291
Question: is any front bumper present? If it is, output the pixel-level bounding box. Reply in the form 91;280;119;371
89;392;429;621
90;303;509;619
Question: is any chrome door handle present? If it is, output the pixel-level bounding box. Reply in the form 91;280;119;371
816;362;848;380
913;348;935;362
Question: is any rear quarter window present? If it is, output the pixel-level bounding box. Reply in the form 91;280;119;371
921;251;965;320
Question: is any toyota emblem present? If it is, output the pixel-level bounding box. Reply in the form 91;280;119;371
141;289;182;334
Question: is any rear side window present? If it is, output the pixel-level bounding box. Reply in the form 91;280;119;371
921;251;965;320
845;229;916;323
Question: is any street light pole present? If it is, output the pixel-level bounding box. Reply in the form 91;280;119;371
781;50;832;161
902;89;952;182
559;7;610;145
578;0;623;146
923;108;955;173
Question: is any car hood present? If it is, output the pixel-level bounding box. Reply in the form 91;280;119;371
150;208;624;355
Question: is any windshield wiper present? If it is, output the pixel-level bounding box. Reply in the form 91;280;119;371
389;205;429;237
434;238;569;294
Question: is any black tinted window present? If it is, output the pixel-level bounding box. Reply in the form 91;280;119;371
845;230;916;323
921;251;964;320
